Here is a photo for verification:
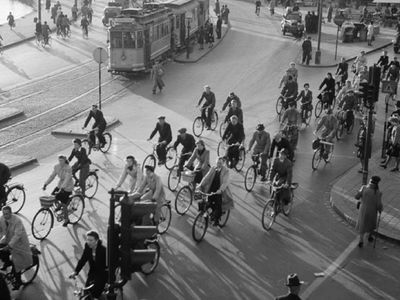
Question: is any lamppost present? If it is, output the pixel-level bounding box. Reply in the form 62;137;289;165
315;0;323;64
38;0;42;22
186;16;192;59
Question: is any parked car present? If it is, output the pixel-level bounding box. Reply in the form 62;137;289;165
281;11;304;38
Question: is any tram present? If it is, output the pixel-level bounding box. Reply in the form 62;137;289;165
107;0;209;74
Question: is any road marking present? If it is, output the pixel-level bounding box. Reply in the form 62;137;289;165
301;238;358;298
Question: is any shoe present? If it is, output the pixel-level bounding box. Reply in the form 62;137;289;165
390;167;399;172
358;241;363;248
368;235;374;242
62;220;69;227
0;261;12;271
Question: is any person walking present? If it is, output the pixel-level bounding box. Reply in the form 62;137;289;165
327;3;333;22
208;23;215;47
46;0;51;12
198;26;205;50
355;176;383;248
215;0;221;15
216;15;222;39
275;273;304;300
7;12;15;30
151;60;165;94
301;36;312;65
367;21;374;46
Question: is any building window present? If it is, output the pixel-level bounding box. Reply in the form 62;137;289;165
137;31;143;48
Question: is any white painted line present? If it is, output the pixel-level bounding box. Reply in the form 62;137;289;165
301;238;359;298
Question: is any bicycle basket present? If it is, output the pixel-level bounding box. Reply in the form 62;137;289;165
312;138;320;150
39;195;56;208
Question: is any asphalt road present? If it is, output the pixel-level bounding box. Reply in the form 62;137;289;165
1;0;399;299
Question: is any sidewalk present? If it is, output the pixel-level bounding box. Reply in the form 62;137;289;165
273;6;395;67
0;0;74;49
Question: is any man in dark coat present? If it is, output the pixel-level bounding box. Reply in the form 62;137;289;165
269;148;293;205
301;36;312;65
275;273;304;300
148;116;172;165
173;128;196;176
216;15;222;39
83;104;107;147
305;12;311;33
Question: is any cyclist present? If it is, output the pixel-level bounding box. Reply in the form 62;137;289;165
380;116;400;171
185;139;210;185
68;139;91;195
270;133;294;162
318;72;335;108
148;116;172;165
69;230;106;300
247;124;271;181
377;50;389;76
197;156;233;226
222;115;245;168
82;104;107;149
336;80;353;103
281;101;301;150
71;4;78;21
35;19;42;40
56;12;64;36
81;15;89;38
281;76;298;109
41;21;51;45
115;156;142;193
279;70;290;89
388;56;400;70
224;99;243;124
338;89;356;132
222;92;241;111
335;57;348;87
197;85;216;130
353;50;367;74
268;148;293;207
287;62;298;82
0;163;11;207
255;0;261;15
296;83;313;124
386;62;400;81
173;128;196;177
315;107;338;159
0;206;32;290
43;155;74;227
61;14;71;36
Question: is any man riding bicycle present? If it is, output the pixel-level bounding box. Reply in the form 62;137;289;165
68;139;91;195
82;104;107;149
338;89;356;132
173;128;196;177
0;163;11;208
281;101;301;150
377;50;389;76
148;116;172;165
222;115;245;168
222;92;241;111
296;83;313;123
335;57;348;87
318;73;335;108
248;124;271;181
197;85;216;130
224;99;243;124
41;21;51;45
270;133;294;162
280;76;298;109
35;20;42;40
315;108;337;159
268;148;293;207
61;14;71;36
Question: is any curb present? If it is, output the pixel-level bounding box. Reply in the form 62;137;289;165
0;110;24;123
174;26;230;63
9;158;38;172
51;118;121;137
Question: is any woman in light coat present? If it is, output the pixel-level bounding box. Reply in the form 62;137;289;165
185;140;210;185
151;60;165;94
355;175;383;248
115;155;142;193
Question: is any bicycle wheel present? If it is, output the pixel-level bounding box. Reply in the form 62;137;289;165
100;133;112;153
85;172;98;199
261;199;276;231
282;190;294;216
192;116;204;137
276;96;283;115
140;241;160;275
332;96;337;109
47;36;52;47
165;147;177;170
68;194;85;225
175;185;193;215
217;141;227;157
6;185;26;214
157;203;171;234
314;100;323;118
21;257;39;285
142;154;156;173
278;106;284;122
336;123;344;140
192;212;208;242
219;210;230;228
82;138;92;155
31;208;54;240
325;144;334;162
235;148;246;172
210;111;218;130
244;166;257;192
219;121;228;138
167;166;181;192
312;149;322;170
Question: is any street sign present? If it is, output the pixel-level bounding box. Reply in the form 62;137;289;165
333;14;346;27
381;80;397;94
93;47;108;64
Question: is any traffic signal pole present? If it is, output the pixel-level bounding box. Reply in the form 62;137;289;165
107;190;117;300
362;107;373;185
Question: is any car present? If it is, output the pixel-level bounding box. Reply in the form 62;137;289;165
281;11;304;38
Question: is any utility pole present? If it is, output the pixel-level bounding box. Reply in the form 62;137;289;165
38;0;42;21
315;0;323;64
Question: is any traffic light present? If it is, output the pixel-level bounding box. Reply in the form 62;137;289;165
366;85;375;108
358;81;369;104
369;65;381;101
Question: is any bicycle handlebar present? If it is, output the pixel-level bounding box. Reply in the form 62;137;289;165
108;189;128;196
195;190;217;197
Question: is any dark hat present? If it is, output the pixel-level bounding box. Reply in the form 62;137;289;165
144;165;154;172
256;124;265;131
158;116;166;120
279;148;288;156
178;128;187;134
73;138;82;145
396;101;400;108
285;274;304;287
92;104;98;108
370;175;381;185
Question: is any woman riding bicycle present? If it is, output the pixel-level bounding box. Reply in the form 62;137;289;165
280;101;302;150
184;139;210;186
115;155;142;193
296;83;313;123
315;108;338;159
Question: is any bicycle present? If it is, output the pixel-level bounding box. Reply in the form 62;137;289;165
82;129;112;155
276;95;289;122
192;191;230;242
335;109;354;140
141;142;177;173
311;134;334;170
261;182;298;231
219;114;228;138
31;191;85;240
41;35;52;48
217;141;246;171
72;168;99;199
174;170;198;215
1;177;26;214
1;244;41;288
281;123;299;151
300;102;313;126
315;91;333;118
244;153;269;192
167;152;192;192
192;106;219;137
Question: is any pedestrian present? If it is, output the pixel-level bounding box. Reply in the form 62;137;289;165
327;3;333;22
198;25;205;50
216;15;222;39
221;5;226;23
46;0;51;12
223;5;230;25
151;60;165;94
51;5;57;23
7;12;15;30
275;273;304;300
301;36;312;65
208;22;215;47
355;176;383;248
311;11;317;33
215;0;220;15
367;21;374;46
305;11;311;33
380;116;400;171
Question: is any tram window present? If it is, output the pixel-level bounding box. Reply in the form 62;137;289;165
161;24;165;36
176;17;179;29
137;31;143;48
123;32;135;48
110;31;122;49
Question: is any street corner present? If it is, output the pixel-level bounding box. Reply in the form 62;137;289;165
51;115;120;137
0;107;24;123
1;153;38;172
